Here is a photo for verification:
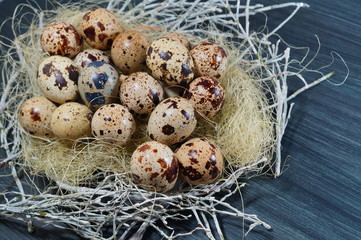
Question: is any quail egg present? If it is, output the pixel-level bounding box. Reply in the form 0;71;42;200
74;49;110;68
37;56;79;104
19;96;57;137
119;72;164;119
81;8;124;50
50;102;93;140
163;33;190;50
190;42;228;79
40;22;82;58
111;30;150;74
131;141;179;192
146;38;194;86
78;61;119;110
148;97;197;146
175;138;223;185
183;76;225;119
91;104;136;146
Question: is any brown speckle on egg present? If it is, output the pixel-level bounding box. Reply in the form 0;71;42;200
119;72;164;118
38;56;79;104
183;76;225;119
146;38;195;86
163;33;190;50
50;102;93;140
175;137;223;185
190;42;228;79
74;49;110;68
111;30;150;74
91;104;135;146
131;141;179;192
19;97;57;137
81;8;123;50
78;61;119;110
148;97;196;145
162;124;175;135
40;22;82;58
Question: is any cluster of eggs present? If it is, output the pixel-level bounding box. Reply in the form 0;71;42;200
19;8;228;192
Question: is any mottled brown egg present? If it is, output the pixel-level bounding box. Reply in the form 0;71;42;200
74;49;110;68
19;96;57;137
175;138;223;185
81;8;124;50
146;38;194;86
183;76;225;119
163;33;190;50
111;30;150;74
78;61;119;110
40;22;82;58
91;104;135;146
131;141;179;192
37;56;79;104
120;72;164;119
190;42;228;79
148;97;197;146
50;102;93;140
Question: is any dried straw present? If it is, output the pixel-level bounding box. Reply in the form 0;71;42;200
6;0;276;184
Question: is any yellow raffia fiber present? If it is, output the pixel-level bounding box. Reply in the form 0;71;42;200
5;3;275;185
194;66;275;170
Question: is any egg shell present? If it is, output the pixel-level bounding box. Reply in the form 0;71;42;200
190;42;228;79
19;96;57;137
119;72;164;119
163;33;190;50
146;38;195;86
50;102;93;140
37;56;80;104
78;61;119;110
183;76;225;119
175;138;223;185
148;97;197;146
81;8;123;50
40;22;82;58
74;49;110;68
111;30;150;74
131;141;179;192
91;104;135;146
118;74;128;83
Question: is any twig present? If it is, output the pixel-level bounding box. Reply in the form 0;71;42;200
0;152;20;168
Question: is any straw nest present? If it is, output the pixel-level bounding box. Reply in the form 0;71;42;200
4;1;275;185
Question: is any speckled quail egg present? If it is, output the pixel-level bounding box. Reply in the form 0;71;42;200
50;102;93;140
190;42;228;79
131;141;179;192
175;138;223;185
74;49;110;68
111;30;150;74
38;56;79;104
19;96;57;137
148;97;197;146
81;8;124;50
78;61;119;110
163;33;190;50
183;76;225;119
91;104;135;146
40;22;82;58
146;38;195;86
119;72;164;119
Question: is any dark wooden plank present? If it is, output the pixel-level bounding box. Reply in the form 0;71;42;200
1;0;360;239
